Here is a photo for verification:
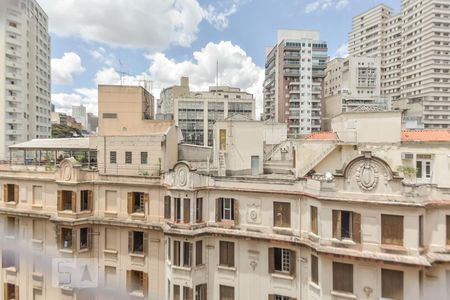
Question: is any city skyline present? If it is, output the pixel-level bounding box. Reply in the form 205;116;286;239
40;0;401;115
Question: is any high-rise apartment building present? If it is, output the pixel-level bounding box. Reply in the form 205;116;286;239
72;104;87;130
263;29;328;136
0;0;51;160
322;56;390;129
349;0;450;129
158;77;255;146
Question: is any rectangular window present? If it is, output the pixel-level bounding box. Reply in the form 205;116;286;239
2;250;16;268
110;151;117;164
32;219;44;241
216;198;238;223
58;190;75;212
5;283;18;300
332;210;361;243
195;284;207;300
141;152;148;164
129;231;144;254
311;206;318;235
103;113;117;119
167;237;171;262
273;202;291;227
419;215;423;247
125;151;132;164
196;198;203;223
219;285;234;300
416;154;432;182
126;270;148;297
79;227;89;250
311;254;319;285
184;198;190;223
269;248;296;276
174;284;180;300
174;241;181;266
219;241;235;267
105;190;117;212
183;242;192;267
104;266;116;288
127;192;147;214
164;196;171;219
196;240;203;266
105;228;117;250
5;216;16;236
447;215;450;246
332;262;353;293
32;185;43;205
381;214;404;246
175;198;181;222
382;269;403;299
183;286;193;300
80;190;93;211
61;227;73;249
3;184;18;203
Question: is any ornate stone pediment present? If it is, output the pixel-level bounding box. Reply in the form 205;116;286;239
57;158;81;182
167;161;196;189
344;153;393;193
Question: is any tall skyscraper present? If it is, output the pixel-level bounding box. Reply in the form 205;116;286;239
0;0;51;160
263;29;328;136
349;0;450;129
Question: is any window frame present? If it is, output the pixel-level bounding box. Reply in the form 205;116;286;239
381;214;404;246
110;151;117;164
219;241;235;268
273;202;291;228
332;261;353;294
140;152;148;164
125;151;132;164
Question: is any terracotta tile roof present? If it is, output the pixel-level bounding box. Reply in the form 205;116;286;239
401;130;450;142
304;132;338;140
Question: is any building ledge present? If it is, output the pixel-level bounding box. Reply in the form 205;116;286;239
218;265;236;272
270;272;294;281
330;291;357;299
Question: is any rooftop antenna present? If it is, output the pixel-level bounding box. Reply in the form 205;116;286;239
216;59;219;94
117;58;132;85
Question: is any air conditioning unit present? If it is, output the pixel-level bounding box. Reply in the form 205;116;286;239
401;152;414;160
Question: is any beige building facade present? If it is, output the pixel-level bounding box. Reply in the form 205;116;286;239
2;86;450;300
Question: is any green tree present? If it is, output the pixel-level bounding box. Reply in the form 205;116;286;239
51;124;82;138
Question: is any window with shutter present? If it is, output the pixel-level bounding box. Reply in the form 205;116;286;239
174;284;181;300
183;242;192;267
60;190;74;211
332;210;361;243
5;184;18;203
332;262;353;293
105;228;117;250
5;216;16;236
183;286;193;300
164;196;171;219
80;190;91;211
419;215;424;247
61;227;73;249
273;202;291;228
184;198;190;223
382;269;403;300
174;241;181;266
196;197;203;223
310;206;318;235
311;254;319;284
175;198;181;223
127;270;145;294
381;214;403;246
130;231;144;253
219;285;234;300
79;227;89;250
219;241;234;267
446;215;450;246
195;284;207;300
196;240;203;266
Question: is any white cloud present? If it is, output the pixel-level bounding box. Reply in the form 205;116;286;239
39;0;240;50
335;43;349;58
51;52;85;85
52;41;264;117
304;0;349;13
202;0;240;30
89;47;116;67
52;89;98;115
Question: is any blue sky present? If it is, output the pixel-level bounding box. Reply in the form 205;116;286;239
40;0;401;114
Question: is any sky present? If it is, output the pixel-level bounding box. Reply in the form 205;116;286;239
39;0;401;116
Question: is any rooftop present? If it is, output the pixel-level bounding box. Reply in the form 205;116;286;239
9;138;91;150
401;130;450;142
304;132;338;140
